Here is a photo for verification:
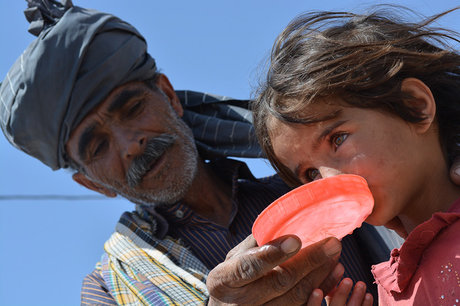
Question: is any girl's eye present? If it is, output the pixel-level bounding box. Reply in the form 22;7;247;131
331;133;348;148
305;168;320;182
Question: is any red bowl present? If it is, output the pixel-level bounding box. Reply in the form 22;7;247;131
252;174;374;248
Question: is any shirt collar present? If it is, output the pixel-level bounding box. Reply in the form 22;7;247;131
372;196;460;294
140;158;257;235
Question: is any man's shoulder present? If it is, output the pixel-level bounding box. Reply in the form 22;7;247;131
81;269;117;305
175;90;250;105
81;212;210;305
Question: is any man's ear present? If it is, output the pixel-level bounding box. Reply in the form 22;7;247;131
401;78;436;134
72;172;117;198
155;73;183;117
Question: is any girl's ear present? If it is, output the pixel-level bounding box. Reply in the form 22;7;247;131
400;78;436;134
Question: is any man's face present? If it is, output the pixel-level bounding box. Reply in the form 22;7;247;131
269;97;436;227
66;80;198;206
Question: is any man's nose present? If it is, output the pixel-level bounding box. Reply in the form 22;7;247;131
119;129;147;160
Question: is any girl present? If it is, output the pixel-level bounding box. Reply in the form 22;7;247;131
254;6;460;305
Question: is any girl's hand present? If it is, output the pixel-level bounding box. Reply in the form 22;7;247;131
306;278;374;306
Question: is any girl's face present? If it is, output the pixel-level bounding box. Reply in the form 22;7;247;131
269;97;448;229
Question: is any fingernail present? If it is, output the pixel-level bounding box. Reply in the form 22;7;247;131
341;278;352;287
332;263;344;279
323;238;341;257
281;237;300;254
455;167;460;177
356;281;365;290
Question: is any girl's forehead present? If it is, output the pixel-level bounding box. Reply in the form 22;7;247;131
267;102;345;135
266;115;294;142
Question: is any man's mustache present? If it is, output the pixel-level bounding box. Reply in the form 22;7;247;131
126;134;176;187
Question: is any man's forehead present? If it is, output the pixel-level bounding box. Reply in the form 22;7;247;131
65;82;148;160
107;87;147;113
104;81;149;110
75;82;150;126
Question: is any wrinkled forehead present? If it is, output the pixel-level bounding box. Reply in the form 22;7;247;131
65;81;150;158
97;81;151;111
78;81;150;122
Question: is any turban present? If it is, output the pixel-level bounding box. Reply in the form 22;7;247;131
0;0;157;170
0;0;262;171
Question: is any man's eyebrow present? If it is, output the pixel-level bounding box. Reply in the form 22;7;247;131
107;88;145;113
78;124;97;162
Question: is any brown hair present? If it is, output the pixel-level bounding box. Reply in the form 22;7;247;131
253;5;460;186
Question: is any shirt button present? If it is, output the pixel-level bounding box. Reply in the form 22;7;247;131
175;209;184;218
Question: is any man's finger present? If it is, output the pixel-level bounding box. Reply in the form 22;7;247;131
207;237;342;305
318;263;344;295
260;240;342;305
225;234;259;260
280;237;341;270
210;235;302;286
262;261;340;306
207;235;301;304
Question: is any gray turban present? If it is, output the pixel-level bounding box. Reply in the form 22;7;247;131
0;0;262;171
0;0;157;170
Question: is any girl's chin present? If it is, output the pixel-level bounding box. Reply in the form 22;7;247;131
363;214;381;227
383;216;408;238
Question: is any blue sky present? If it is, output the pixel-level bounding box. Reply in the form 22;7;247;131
0;1;458;305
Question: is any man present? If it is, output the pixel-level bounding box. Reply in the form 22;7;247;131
0;1;440;305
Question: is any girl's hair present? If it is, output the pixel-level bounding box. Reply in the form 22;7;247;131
253;5;460;186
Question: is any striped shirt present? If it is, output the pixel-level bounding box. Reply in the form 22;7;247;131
81;159;388;305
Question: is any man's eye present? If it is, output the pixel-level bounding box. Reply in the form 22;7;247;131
331;133;348;149
125;101;144;118
305;168;319;182
92;140;108;158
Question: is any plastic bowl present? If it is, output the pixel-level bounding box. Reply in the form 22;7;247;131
252;174;374;248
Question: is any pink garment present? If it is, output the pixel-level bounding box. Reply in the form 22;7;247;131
372;198;460;305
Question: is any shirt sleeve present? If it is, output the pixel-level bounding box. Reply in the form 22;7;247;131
81;269;117;305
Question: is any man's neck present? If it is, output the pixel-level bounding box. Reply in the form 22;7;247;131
181;159;233;227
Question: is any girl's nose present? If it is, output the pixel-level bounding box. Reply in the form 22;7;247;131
318;166;343;179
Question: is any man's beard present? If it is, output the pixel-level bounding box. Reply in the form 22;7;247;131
103;123;198;207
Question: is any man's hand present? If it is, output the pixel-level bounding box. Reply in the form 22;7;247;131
206;234;343;305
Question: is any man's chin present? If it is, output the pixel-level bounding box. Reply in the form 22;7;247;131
121;141;198;207
118;185;188;207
